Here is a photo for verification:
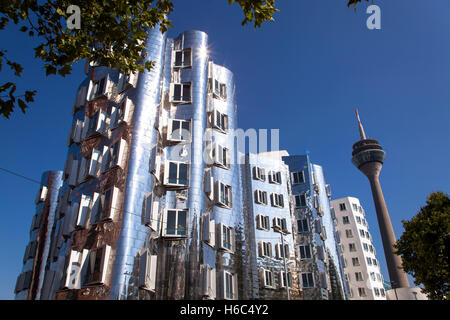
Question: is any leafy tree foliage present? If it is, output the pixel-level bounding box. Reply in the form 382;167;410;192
0;0;368;118
394;192;450;300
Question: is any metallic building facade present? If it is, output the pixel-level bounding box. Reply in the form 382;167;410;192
15;29;351;300
281;155;347;300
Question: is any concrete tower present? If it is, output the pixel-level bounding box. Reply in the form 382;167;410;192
351;110;409;289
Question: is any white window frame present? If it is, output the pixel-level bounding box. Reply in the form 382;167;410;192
85;245;111;285
88;74;109;101
262;269;274;288
268;171;282;184
256;215;270;231
222;271;237;300
258;241;272;258
254;190;267;205
291;171;305;184
110;97;132;129
139;249;157;291
212;143;230;169
162;209;189;238
163;160;190;187
280;271;293;288
202;213;215;247
204;168;214;201
253;166;265;181
169;82;192;104
167;118;191;143
275;243;290;260
143;192;159;232
118;71;137;93
270;193;284;208
173;48;192;69
201;264;216;299
211;109;229;133
294;194;306;208
215;181;232;208
218;223;235;253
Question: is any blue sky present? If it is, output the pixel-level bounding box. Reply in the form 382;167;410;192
0;0;449;299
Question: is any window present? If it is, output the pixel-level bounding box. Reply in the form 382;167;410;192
139;249;157;292
75;194;92;229
89;76;107;100
164;161;189;187
163;209;188;237
211;109;229;133
373;259;378;266
173;48;191;68
83;110;108;138
268;171;282;184
259;241;272;258
253;166;265;181
352;257;360;267
204;168;214;201
62;250;85;289
362;218;367;226
376;273;382;282
291;171;305;184
345;229;353;238
262;269;274;288
256;215;270;231
325;184;331;198
170;83;191;104
201;265;216;299
380;288;385;297
280;271;293;288
254;190;268;205
299;245;312;259
143;193;159;232
365;231;371;240
294;194;307;208
302;273;314;288
202;213;215;247
110;98;132;129
370;272;376;281
212;144;230;169
349;243;357;252
367;257;372;266
275;243;290;259
273;217;287;232
374;288;380;296
270;193;284;208
339;203;346;211
356;216;362;224
363;243;369;252
84;246;111;285
297;219;309;233
358;287;367;297
168;119;191;142
101;139;126;172
355;272;364;281
219;224;235;253
118;71;137;92
210;78;227;100
221;271;237;300
216;182;232;208
352;203;358;210
359;229;365;237
90;187;120;223
369;245;374;253
343;216;350;224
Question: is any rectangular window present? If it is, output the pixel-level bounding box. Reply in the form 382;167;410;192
118;71;137;93
216;181;232;208
201;265;217;299
213;144;230;169
349;243;357;252
89;76;107;100
346;229;353;238
273;217;287;231
170;83;191;104
275;243;290;259
352;257;360;267
262;269;274;288
254;190;268;205
253;166;266;181
374;288;380;296
164;161;189;187
359;229;365;237
101;139;126;172
256;215;270;231
356;216;362;224
268;171;282;184
270;193;284;208
339;203;347;211
211;110;229;133
280;271;293;288
299;245;312;259
352;203;358;210
84;246;111;285
291;171;305;184
202;213;215;247
259;241;272;258
211;79;227;100
358;287;366;297
363;243;369;251
168;119;191;142
222;271;237;300
343;216;350;224
173;48;192;68
139;250;157;292
297;219;309;233
219;224;234;253
355;272;364;281
163;209;188;237
367;257;372;265
294;194;307;208
302;273;314;288
90;187;120;223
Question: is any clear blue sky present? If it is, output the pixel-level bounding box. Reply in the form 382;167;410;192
0;0;449;299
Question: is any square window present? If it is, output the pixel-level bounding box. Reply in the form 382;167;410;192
291;171;305;184
163;209;188;237
295;194;307;208
297;219;309;233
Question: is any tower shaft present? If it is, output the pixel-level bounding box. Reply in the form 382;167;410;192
360;162;410;288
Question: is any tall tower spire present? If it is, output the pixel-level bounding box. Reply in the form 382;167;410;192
351;111;411;292
355;109;367;140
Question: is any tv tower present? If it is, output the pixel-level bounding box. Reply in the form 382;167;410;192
351;109;410;289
